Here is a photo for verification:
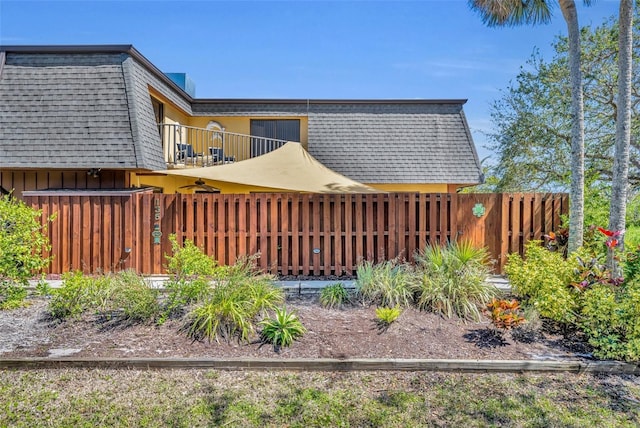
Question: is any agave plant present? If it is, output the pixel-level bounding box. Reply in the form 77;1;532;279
260;307;306;350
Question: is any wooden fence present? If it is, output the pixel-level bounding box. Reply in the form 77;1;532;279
25;191;568;276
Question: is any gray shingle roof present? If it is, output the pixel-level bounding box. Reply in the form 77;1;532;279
0;47;182;170
307;103;482;184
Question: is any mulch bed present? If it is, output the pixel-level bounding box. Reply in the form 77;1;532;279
0;294;594;361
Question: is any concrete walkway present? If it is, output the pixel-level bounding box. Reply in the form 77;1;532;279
29;275;511;293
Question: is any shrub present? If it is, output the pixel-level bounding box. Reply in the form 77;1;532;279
0;194;53;308
375;306;401;328
355;259;415;308
485;298;526;330
165;234;217;279
623;245;640;282
319;283;349;309
49;270;159;323
159;277;212;323
580;280;640;361
49;271;101;319
505;241;579;326
260;307;306;350
98;270;159;322
185;272;283;343
414;241;497;322
0;283;27;310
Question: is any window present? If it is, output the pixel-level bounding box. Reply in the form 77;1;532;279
151;97;164;125
250;119;300;157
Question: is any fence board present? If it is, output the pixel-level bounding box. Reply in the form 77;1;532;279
290;194;300;275
25;192;568;276
323;196;332;275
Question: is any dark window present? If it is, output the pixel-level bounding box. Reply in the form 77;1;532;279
152;98;165;140
151;97;164;125
250;119;300;157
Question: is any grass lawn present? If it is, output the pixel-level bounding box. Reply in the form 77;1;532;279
1;369;639;427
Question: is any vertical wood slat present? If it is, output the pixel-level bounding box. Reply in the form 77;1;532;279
354;194;364;265
70;196;81;271
343;194;353;273
312;195;321;276
60;196;70;273
301;194;311;275
323;196;332;276
365;194;375;261
269;195;278;272
406;193;416;260
228;195;238;267
290;194;300;275
429;194;438;245
396;194;406;259
334;195;343;276
278;195;287;274
218;195;228;266
388;194;397;260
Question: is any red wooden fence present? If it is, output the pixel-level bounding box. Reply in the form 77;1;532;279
25;191;568;276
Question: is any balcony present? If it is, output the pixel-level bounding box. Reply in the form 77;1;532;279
159;123;290;168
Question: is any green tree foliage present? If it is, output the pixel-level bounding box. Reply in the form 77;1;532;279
0;195;52;308
485;13;640;193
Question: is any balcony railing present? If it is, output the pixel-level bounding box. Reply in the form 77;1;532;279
159;123;290;168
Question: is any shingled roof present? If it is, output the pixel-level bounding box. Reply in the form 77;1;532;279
307;101;482;184
0;45;181;170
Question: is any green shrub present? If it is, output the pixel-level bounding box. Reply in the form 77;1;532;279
165;234;217;279
49;270;159;323
185;273;283;343
260;307;306;349
414;241;497;322
375;306;401;327
0;194;53;308
34;276;53;297
581;280;640;361
0;282;28;310
98;270;159;322
505;241;579;325
355;259;415;308
49;271;99;319
623;245;640;282
319;283;349;309
159;277;213;323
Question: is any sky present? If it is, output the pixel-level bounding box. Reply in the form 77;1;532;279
0;0;622;162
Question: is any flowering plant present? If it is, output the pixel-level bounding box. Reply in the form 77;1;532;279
597;227;623;249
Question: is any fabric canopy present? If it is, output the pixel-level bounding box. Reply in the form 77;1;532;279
157;142;379;193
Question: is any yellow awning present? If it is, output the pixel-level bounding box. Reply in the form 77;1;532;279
156;142;379;194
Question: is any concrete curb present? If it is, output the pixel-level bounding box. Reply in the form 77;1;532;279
0;357;637;374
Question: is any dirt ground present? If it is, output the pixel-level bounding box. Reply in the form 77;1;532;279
0;293;596;361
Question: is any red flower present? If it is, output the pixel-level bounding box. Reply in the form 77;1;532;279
606;239;619;248
597;227;622;238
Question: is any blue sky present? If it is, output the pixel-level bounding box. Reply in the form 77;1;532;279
0;0;621;161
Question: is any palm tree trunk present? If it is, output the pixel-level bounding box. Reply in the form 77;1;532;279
608;0;634;272
559;0;585;253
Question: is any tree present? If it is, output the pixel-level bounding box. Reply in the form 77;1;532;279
483;14;640;194
609;0;635;256
469;0;588;253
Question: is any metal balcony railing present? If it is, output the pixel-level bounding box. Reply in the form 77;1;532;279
159;123;290;168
